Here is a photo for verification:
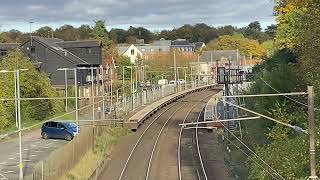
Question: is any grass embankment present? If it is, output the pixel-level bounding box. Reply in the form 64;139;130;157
60;127;131;180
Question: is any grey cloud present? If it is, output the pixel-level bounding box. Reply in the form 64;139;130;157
0;0;274;28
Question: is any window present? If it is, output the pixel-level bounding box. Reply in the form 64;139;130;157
87;48;92;54
47;122;57;128
131;49;135;55
57;123;65;129
30;47;35;54
0;51;7;56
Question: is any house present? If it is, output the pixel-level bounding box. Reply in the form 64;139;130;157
170;39;205;52
17;36;102;86
0;43;20;58
190;50;240;83
116;38;205;63
117;44;143;64
191;50;261;83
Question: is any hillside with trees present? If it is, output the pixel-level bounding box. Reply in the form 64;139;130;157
226;0;320;179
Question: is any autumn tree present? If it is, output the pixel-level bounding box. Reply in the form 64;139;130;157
205;33;267;59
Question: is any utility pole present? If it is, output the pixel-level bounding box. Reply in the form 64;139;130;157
174;50;177;92
29;21;34;46
197;53;200;86
16;70;23;180
91;67;95;124
308;86;318;180
131;67;133;110
64;70;68;112
74;69;79;133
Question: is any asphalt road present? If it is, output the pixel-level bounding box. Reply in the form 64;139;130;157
0;113;93;180
98;89;234;180
0;129;67;180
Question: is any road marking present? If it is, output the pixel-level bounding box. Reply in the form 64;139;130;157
23;160;31;162
23;148;29;151
36;141;41;144
0;162;6;165
3;170;14;174
34;150;44;153
31;155;38;157
0;173;8;180
41;146;50;149
8;158;14;160
31;144;37;147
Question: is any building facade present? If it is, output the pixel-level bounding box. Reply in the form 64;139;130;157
1;36;102;86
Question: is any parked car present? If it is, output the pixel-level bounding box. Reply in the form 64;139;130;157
169;80;176;85
158;79;168;85
178;79;186;84
41;121;78;141
104;107;113;114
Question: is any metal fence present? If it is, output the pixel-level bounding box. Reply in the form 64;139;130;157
26;83;206;180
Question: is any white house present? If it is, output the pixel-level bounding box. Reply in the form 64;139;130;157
117;44;143;64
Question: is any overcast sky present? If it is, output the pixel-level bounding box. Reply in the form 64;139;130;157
0;0;275;32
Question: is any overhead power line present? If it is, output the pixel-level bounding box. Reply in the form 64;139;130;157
219;121;286;180
259;77;320;111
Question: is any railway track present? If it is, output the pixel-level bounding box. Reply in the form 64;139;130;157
178;96;209;180
116;90;215;180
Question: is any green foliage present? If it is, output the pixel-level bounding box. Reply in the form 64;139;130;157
93;127;130;154
116;56;134;79
249;135;309;180
261;40;275;57
0;49;63;131
242;21;270;42
34;26;54;38
90;20;115;57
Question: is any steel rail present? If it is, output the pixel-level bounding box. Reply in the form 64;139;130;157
117;101;184;180
145;104;185;180
178;93;216;180
195;105;208;180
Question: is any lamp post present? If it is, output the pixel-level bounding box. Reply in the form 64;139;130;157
57;68;79;133
124;66;134;110
0;69;28;180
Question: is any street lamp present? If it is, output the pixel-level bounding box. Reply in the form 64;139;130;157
0;69;28;180
123;66;134;110
57;68;79;133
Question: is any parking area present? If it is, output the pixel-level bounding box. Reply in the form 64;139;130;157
0;129;68;180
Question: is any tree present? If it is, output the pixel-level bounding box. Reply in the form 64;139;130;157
78;25;92;40
116;56;134;78
35;26;54;38
0;49;63;131
205;33;267;59
265;24;277;38
0;32;7;43
55;25;80;41
90;20;116;58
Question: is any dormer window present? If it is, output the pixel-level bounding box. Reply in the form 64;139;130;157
131;49;134;55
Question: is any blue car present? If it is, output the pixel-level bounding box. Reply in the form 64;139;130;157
41;121;78;141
